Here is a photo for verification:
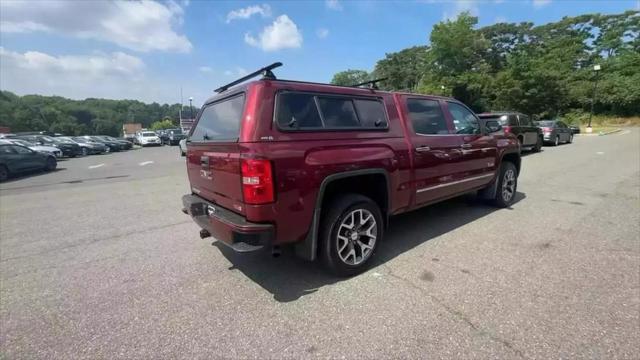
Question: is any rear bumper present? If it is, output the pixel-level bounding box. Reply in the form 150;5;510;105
182;194;273;252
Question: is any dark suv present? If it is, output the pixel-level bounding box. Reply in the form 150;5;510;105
478;112;542;152
182;63;521;276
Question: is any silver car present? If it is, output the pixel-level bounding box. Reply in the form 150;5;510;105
6;139;63;158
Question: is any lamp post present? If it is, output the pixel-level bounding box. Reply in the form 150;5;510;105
586;64;601;134
189;97;194;120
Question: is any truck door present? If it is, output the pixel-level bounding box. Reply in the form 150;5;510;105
444;101;498;184
397;96;466;207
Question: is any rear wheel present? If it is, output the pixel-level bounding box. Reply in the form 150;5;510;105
492;162;517;208
553;135;559;146
0;165;9;182
320;194;383;277
81;147;88;156
568;134;573;143
105;146;111;153
45;156;57;171
533;136;542;152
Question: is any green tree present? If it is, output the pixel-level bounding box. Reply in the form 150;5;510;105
150;119;175;131
330;70;370;86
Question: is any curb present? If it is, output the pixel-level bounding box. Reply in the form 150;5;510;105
576;128;621;136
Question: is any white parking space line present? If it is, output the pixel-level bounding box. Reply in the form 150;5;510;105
596;152;604;155
139;161;154;166
88;164;105;169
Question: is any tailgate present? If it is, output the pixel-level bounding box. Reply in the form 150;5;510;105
185;93;247;215
186;143;244;215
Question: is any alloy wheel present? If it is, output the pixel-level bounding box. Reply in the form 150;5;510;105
501;169;516;202
336;208;377;266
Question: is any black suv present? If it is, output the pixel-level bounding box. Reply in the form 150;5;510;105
478;112;542;152
162;129;185;146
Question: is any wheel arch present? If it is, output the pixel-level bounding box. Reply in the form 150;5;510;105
295;168;391;261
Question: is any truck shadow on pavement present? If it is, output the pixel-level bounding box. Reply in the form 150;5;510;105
214;192;526;303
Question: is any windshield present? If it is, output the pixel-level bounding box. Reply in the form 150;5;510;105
480;115;509;125
142;132;156;137
537;121;555;127
12;139;35;147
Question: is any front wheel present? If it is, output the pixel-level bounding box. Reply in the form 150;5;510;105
45;157;57;171
492;162;518;208
553;135;559;146
568;134;573;143
320;194;383;277
0;165;9;182
82;147;88;156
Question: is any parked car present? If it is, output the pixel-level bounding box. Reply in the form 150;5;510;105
0;140;57;181
478;112;542;152
136;131;161;146
96;136;133;150
5;139;63;158
536;120;574;146
181;63;521;276
162;128;186;146
569;124;581;134
179;138;187;156
156;130;168;144
77;136;121;152
65;137;108;155
15;135;80;157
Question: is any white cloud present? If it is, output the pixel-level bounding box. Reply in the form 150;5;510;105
244;15;303;51
199;66;213;73
316;28;329;39
226;4;271;23
325;0;343;11
532;0;551;7
223;67;248;77
494;16;507;23
443;0;479;21
0;0;191;53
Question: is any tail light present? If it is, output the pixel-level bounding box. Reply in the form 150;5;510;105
502;125;512;133
241;159;274;204
542;127;552;133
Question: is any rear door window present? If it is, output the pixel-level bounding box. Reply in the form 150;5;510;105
519;115;532;126
354;99;388;128
407;99;449;135
191;94;245;141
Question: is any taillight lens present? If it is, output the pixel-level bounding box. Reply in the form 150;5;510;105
542;127;552;133
241;159;274;204
502;125;511;133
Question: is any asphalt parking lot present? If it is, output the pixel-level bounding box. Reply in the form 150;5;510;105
1;130;639;359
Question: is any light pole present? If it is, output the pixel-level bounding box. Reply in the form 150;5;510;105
189;97;194;120
586;64;601;133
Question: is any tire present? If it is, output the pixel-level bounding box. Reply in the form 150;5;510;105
320;194;383;277
492;162;518;208
0;165;9;182
81;147;88;156
568;134;573;143
553;135;559;146
45;156;57;171
533;136;542;152
180;150;186;157
105;146;111;153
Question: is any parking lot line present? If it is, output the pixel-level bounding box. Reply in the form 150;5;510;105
139;161;154;166
88;164;105;169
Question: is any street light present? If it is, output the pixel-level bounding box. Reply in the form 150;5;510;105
189;97;194;120
586;64;601;133
441;85;446;96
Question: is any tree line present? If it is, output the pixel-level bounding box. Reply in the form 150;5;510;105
332;11;639;122
0;91;200;137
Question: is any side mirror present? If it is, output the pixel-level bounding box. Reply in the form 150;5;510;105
485;120;502;133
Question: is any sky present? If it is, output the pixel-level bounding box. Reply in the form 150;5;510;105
0;0;637;106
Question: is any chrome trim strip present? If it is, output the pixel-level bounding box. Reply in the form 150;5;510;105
416;173;494;193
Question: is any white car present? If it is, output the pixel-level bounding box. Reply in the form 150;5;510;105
179;138;187;157
6;139;63;158
136;131;161;146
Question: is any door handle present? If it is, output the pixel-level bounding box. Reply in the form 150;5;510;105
200;156;209;167
415;146;431;152
460;143;472;149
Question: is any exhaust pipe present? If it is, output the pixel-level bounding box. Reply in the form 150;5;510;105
271;246;281;258
199;229;211;239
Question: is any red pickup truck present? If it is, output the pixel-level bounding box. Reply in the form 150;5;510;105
182;64;521;276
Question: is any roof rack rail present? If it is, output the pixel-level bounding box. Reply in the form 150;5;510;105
350;78;387;90
214;62;283;93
